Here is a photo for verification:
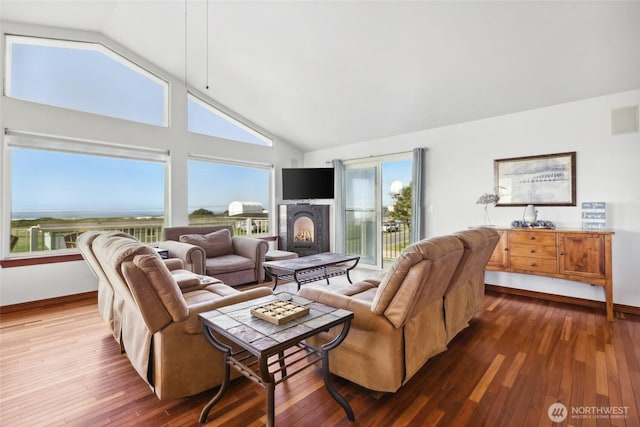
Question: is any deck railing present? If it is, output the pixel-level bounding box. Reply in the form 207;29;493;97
9;216;271;254
345;223;411;267
10;216;407;264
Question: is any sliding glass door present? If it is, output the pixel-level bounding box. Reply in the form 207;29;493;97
345;166;378;265
344;155;413;268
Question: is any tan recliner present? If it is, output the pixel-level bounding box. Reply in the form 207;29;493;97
77;230;139;344
161;225;269;286
78;230;210;345
89;232;273;399
444;227;500;342
298;235;465;392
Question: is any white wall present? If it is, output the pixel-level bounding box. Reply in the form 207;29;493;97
304;89;640;308
0;22;304;305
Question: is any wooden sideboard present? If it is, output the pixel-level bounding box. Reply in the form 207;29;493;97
486;228;614;321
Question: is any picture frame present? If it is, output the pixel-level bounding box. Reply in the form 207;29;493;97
494;152;576;206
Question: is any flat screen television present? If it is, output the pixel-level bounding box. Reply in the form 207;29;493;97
282;168;335;200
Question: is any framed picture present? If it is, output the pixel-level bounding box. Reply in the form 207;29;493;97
494;152;576;206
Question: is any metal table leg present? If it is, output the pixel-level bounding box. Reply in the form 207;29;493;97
319;320;355;421
345;258;360;284
199;324;232;424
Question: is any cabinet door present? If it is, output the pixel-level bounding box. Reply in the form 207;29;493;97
558;233;606;279
487;230;509;269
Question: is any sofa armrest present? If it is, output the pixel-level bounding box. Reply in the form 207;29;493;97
298;287;395;332
163;258;184;271
160;240;206;275
231;236;268;261
182;287;274;334
232;236;269;282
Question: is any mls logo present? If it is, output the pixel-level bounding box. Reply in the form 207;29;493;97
548;402;568;423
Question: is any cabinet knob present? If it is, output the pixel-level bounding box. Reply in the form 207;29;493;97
530;263;537;267
559;252;565;256
529;236;535;240
530;249;536;253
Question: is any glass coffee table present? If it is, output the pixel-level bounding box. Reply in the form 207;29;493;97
198;292;354;426
263;252;360;290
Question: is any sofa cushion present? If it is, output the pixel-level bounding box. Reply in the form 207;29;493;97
163;225;232;242
265;249;298;261
179;229;233;258
204;254;255;275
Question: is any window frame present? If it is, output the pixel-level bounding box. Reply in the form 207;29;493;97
187;154;274;233
5;34;170;127
3;130;170;259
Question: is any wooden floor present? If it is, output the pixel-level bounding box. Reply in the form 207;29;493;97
1;290;639;427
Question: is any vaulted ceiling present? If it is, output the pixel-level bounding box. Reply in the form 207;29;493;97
2;1;640;151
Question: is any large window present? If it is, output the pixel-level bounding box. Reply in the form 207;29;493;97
188;94;272;146
7;132;168;255
188;158;271;235
5;35;168;126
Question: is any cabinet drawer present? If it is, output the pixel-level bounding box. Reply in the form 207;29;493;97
510;231;556;246
510;256;557;274
510;243;557;259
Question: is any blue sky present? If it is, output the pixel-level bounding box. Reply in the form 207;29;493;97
382;160;412;206
188;96;271;146
188;161;269;214
12;148;165;216
10;37;412;218
10;41;166;126
10;37;269;217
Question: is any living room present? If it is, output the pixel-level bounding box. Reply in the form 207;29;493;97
1;1;639;426
2;0;639;318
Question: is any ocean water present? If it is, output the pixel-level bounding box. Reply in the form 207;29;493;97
12;205;230;220
12;209;165;220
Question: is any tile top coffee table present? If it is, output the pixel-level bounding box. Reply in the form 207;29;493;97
198;291;354;426
263;252;360;290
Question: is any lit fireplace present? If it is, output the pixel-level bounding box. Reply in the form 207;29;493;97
279;204;329;256
293;217;314;242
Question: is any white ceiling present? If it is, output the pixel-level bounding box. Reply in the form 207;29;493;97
2;1;640;152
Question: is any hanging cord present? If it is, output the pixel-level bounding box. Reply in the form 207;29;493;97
205;0;210;90
184;0;188;89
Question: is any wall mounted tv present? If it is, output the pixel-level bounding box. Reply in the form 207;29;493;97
282;168;335;200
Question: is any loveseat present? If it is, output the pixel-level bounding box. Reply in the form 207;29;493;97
80;231;273;399
161;225;268;286
298;227;499;392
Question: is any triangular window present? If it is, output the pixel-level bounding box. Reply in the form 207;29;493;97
188;94;272;146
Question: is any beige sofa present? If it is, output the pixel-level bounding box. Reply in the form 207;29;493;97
161;225;268;286
298;227;498;392
444;227;501;342
80;231;272;399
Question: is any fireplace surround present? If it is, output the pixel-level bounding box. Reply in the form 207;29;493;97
279;204;330;256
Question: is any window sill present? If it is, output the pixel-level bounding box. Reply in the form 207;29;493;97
1;253;83;268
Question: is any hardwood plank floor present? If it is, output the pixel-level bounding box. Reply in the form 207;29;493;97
1;290;639;426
